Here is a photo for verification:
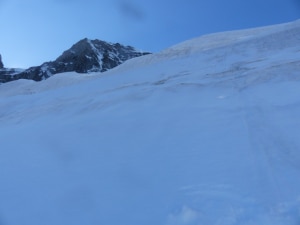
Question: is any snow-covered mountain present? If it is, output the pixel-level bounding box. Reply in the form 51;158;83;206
0;20;300;225
0;39;149;82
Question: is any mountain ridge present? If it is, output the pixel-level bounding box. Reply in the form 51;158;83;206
0;38;150;83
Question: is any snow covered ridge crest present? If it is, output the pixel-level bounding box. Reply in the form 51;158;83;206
0;38;150;83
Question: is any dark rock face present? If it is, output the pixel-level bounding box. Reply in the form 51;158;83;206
0;54;3;69
0;68;25;83
0;39;150;83
0;54;27;83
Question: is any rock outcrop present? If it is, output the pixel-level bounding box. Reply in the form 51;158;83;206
0;54;3;69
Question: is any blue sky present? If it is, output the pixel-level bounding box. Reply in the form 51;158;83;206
0;0;299;68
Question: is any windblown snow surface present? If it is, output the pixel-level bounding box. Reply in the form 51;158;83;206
1;20;300;225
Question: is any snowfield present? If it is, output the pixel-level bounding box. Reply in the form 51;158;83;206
1;20;300;225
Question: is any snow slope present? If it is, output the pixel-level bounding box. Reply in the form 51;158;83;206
0;20;300;225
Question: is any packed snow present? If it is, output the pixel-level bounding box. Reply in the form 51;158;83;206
0;20;300;225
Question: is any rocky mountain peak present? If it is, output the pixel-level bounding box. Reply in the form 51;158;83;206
55;38;149;74
0;39;150;83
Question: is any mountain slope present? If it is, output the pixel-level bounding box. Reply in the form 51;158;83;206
0;20;300;225
0;38;149;82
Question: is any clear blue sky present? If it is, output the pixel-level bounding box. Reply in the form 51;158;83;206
0;0;299;68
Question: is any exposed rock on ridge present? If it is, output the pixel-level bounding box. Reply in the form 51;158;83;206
0;39;150;83
0;55;25;83
0;54;3;69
